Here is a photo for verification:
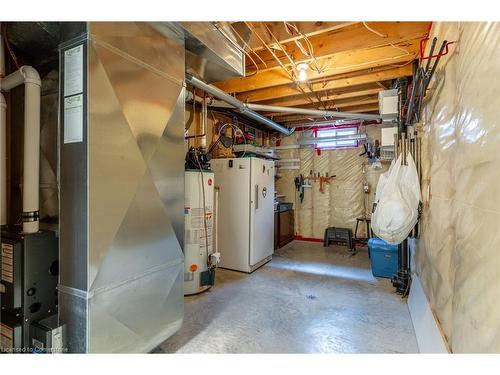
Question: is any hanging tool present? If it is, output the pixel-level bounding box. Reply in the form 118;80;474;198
304;174;336;194
319;176;329;193
294;174;305;203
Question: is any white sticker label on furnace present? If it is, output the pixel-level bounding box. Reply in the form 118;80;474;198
64;45;83;97
64;94;84;144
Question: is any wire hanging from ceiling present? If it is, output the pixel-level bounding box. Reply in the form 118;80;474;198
361;21;417;66
244;22;322;110
259;22;327;110
283;22;324;74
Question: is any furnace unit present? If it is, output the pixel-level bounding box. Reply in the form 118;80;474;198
0;229;58;352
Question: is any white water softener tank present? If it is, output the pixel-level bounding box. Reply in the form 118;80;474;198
184;170;216;295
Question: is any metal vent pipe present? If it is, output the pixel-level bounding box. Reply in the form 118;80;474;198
247;103;381;121
186;74;293;136
299;133;367;145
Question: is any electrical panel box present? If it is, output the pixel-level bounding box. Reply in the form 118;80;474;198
378;89;399;121
381;127;398;147
0;229;59;350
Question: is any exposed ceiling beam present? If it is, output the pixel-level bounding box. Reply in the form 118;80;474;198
214;38;420;93
234;21;358;52
260;85;384;108
237;65;412;102
376;81;390;89
279;104;380;124
247;22;429;71
265;96;379;117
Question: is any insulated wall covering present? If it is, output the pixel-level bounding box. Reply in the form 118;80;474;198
275;125;388;239
417;22;500;352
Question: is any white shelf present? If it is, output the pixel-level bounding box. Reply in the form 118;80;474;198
233;144;278;159
277;165;300;170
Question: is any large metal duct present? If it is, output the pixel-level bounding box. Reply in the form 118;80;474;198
186;74;293;135
58;22;185;353
181;22;246;83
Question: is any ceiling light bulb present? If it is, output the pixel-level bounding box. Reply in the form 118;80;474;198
298;69;308;82
297;63;309;82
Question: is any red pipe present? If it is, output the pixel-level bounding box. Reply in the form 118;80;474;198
419;38;455;61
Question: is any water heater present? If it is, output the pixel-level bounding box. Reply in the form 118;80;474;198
184;170;218;295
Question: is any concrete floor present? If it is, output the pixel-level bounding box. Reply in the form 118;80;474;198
157;241;418;353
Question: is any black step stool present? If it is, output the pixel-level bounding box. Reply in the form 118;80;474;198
323;227;356;254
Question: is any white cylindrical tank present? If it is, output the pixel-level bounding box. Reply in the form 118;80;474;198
184;170;215;295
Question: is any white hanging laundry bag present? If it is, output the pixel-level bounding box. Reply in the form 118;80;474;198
371;152;421;245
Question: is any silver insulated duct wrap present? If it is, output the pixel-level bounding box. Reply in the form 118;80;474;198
58;22;185;353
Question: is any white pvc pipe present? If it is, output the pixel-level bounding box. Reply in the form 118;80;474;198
214;187;219;254
0;93;6;226
1;66;41;233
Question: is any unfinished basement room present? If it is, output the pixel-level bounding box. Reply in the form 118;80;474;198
1;2;500;372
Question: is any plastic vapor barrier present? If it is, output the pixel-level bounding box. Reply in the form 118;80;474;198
276;126;388;240
417;22;500;352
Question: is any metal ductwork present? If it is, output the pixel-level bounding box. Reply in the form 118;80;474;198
181;22;246;83
197;98;381;123
186;74;293;136
299;133;368;145
288;119;379;129
247;103;382;121
58;22;185;353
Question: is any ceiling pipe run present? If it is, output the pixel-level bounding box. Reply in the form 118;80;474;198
186;74;293;136
289;119;381;129
299;133;367;145
1;65;41;233
247;103;382;121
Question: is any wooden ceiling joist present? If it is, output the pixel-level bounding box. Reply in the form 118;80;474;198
215;39;420;93
261;84;385;108
233;21;357;53
278;105;380;124
212;21;431;127
264;96;379;117
237;65;412;102
243;22;429;71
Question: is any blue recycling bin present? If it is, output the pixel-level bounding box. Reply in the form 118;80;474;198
368;238;399;279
